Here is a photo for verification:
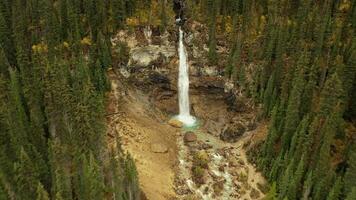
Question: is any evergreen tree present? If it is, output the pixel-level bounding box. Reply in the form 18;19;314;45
14;148;40;200
0;6;16;67
36;182;50;200
207;0;218;64
263;182;278;200
112;0;126;30
160;0;167;33
345;142;356;194
345;187;356;200
326;177;343;200
281;68;305;153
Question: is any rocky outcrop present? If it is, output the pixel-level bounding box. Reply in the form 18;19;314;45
128;45;175;68
220;122;247;143
220;115;257;143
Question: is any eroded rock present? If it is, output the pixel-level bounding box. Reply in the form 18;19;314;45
168;119;184;128
128;45;175;68
220;122;246;143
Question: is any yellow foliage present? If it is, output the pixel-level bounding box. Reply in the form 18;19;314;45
63;41;70;48
32;43;48;53
287;19;292;26
339;0;351;11
80;37;92;46
126;17;139;26
260;15;266;23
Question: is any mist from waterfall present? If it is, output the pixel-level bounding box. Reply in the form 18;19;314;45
176;27;196;126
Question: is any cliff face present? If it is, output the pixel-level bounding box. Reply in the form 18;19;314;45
112;22;260;143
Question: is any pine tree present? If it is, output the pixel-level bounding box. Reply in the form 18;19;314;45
159;0;167;33
112;0;126;30
279;158;295;199
109;141;125;200
0;181;9;200
36;182;50;200
288;116;310;162
345;187;356;200
345;142;356;194
14;148;40;200
79;153;105;200
263;182;278;200
319;73;344;117
0;6;16;67
301;171;313;200
207;0;217;64
287;155;305;200
326;177;342;200
281;68;305;153
312;114;339;200
123;154;140;200
97;32;112;69
263;73;275;116
59;0;69;41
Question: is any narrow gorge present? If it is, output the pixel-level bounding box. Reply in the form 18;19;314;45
108;20;268;199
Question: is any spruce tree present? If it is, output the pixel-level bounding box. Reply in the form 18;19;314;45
36;182;50;200
14;148;40;200
345;142;356;194
345;187;356;200
263;182;278;200
159;0;167;33
0;7;16;67
326;177;343;200
207;0;217;64
281;68;305;153
113;0;126;30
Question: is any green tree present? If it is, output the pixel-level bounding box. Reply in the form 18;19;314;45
345;142;356;194
36;182;50;200
326;177;342;200
263;182;278;200
159;0;167;33
112;0;126;30
345;187;356;200
207;0;218;64
281;68;305;153
14;148;40;200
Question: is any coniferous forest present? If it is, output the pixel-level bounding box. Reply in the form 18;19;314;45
0;0;355;200
0;0;141;199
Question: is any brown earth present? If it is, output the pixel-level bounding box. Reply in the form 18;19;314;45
106;69;179;200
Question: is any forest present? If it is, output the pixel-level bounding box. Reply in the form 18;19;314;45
0;0;355;200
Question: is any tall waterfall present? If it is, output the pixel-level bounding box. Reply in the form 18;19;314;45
176;27;196;126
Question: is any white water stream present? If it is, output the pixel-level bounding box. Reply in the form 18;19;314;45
176;27;196;126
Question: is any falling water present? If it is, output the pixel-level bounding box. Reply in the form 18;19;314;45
176;27;196;126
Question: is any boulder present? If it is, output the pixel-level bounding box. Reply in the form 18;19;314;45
128;45;175;68
220;122;246;143
201;66;219;76
151;143;168;153
184;132;197;143
213;179;225;195
168;119;184;128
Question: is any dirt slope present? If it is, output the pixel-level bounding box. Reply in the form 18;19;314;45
107;69;178;200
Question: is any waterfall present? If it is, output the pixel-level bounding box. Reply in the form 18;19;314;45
176;27;196;126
